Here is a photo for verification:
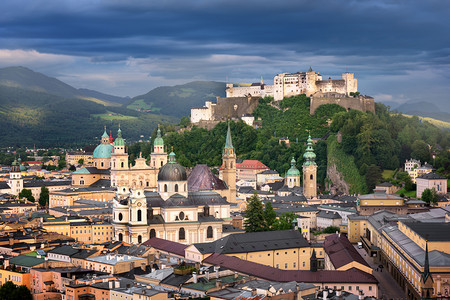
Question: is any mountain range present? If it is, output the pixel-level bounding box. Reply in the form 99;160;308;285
0;66;224;147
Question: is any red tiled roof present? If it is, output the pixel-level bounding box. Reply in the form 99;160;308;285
236;160;269;170
203;253;377;284
324;234;370;269
142;237;187;257
26;161;42;165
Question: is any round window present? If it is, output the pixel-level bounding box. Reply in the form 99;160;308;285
179;212;185;220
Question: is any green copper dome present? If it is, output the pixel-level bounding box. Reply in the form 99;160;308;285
303;134;317;167
93;144;113;158
286;157;300;177
114;128;125;146
153;126;164;146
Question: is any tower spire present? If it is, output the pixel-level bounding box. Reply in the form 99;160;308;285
224;122;234;150
422;241;433;283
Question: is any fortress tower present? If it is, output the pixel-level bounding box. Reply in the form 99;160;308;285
302;134;317;198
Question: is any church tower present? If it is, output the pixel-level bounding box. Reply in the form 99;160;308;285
302;134;317;198
286;157;301;188
9;158;23;196
222;124;237;203
151;125;168;169
111;126;129;187
420;242;434;299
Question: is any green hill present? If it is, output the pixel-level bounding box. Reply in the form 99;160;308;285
0;66;129;105
0;85;177;147
127;81;226;117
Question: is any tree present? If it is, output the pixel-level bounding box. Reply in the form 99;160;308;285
69;165;76;171
78;158;84;164
58;159;66;169
244;193;266;232
264;201;276;230
323;226;340;234
421;188;438;205
39;186;49;207
365;164;382;191
18;189;34;202
411;140;431;163
0;281;32;300
272;212;297;231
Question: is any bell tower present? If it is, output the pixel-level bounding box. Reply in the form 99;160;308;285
111;126;129;187
222;123;236;203
302;134;317;198
9;158;23;196
151;125;168;169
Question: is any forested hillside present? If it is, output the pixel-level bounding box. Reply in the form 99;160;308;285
130;95;450;194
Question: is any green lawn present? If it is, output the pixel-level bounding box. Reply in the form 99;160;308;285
395;187;416;198
126;99;155;111
91;111;138;121
382;169;396;180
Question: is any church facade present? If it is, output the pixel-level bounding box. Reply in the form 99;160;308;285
112;125;238;245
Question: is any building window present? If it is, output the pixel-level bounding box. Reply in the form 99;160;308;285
303;261;305;267
138;235;142;244
179;228;185;240
118;233;123;241
175;184;178;192
207;226;213;239
150;229;156;238
121;162;124;168
285;263;288;269
293;262;296;268
118;213;123;221
164;184;167;192
137;209;142;222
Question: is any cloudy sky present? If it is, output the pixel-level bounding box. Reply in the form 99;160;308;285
0;0;449;110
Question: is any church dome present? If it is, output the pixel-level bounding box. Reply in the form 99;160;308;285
93;143;113;158
158;152;187;181
286;157;300;177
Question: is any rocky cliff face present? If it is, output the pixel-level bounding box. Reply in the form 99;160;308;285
326;163;350;194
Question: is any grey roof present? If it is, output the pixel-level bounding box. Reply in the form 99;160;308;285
416;172;446;180
317;210;342;219
383;225;450;267
48;245;80;256
259;170;279;175
193;230;309;254
235;279;315;293
376;182;393;187
403;222;450;241
144;191;229;208
23;180;71;188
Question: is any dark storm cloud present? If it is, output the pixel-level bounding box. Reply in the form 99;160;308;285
0;0;449;105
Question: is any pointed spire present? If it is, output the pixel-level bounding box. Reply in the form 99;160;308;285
114;126;125;146
260;75;263;85
308;66;313;72
303;134;317;166
422;241;433;283
154;124;164;146
224;122;234;150
102;126;108;138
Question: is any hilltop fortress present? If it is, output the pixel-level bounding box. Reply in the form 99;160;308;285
191;68;375;125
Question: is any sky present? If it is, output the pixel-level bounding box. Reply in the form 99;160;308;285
0;0;449;110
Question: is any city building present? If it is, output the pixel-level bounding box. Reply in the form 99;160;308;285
416;172;448;198
404;158;421;172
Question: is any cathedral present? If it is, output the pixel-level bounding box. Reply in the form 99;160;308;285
72;126;167;189
112;125;238;245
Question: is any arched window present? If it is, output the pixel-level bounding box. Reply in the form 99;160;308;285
137;209;142;222
150;229;156;238
138;235;142;244
161;161;163;167
164;184;168;192
207;226;213;239
118;213;123;221
153;161;155;167
113;162;116;168
118;233;123;241
224;162;227;168
121;162;124;168
230;161;233;168
101;162;104;167
310;174;313;180
179;228;185;240
175;184;178;192
184;184;186;191
140;181;143;186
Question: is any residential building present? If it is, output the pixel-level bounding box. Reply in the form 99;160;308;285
404;158;421;172
416;172;448;198
316;211;342;230
408;163;433;184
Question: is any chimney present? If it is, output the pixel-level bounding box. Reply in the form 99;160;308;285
193;272;198;284
358;291;363;300
205;270;210;281
234;272;238;279
214;266;220;279
251;288;257;296
322;290;328;300
216;279;222;288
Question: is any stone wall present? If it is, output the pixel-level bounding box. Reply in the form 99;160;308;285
310;93;375;115
326;163;350;195
212;96;260;121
